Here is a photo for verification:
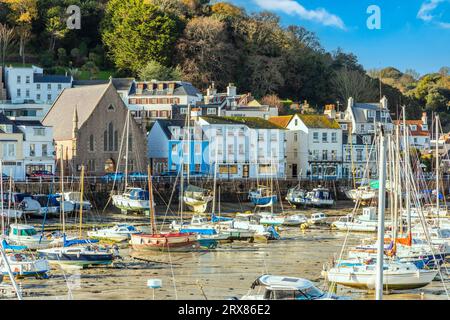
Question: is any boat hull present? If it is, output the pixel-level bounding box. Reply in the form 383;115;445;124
183;196;212;214
326;269;438;290
250;195;277;207
112;195;149;213
130;233;199;252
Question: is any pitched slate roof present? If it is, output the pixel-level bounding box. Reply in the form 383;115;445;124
268;115;294;128
72;80;109;87
130;81;201;96
34;74;72;83
43;83;110;140
111;78;134;91
298;114;341;129
154;119;193;139
0;113;22;134
200;116;285;129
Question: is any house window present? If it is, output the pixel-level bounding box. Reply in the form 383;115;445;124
410;125;417;131
360;124;365;132
271;134;277;142
331;150;337;161
294;133;298;142
322;150;328;161
341;123;348;130
422;124;428;131
103;131;107;151
363;136;371;144
30;144;36;157
58;84;62;90
356;150;363;162
313;150;319;160
42;144;48;156
322;132;328;143
207;108;216;115
36;84;41;90
89;134;94;152
180;108;187;114
228;144;234;155
114;130;119;151
25;89;29;98
36;94;41;101
293;148;298;159
216;128;222;136
195;143;201;154
17;89;21;97
47;84;51;90
17;76;21;84
3;143;16;158
33;128;45;136
217;144;223;155
26;76;30;84
47;93;51;101
294;119;298;126
346;150;351;161
331;132;337;143
313;132;319;143
239;144;244;154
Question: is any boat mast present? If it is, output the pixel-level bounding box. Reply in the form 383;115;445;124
187;104;191;184
0;160;4;235
124;111;130;189
8;171;13;225
435;114;440;226
402;106;411;241
375;125;387;301
148;164;156;234
78;165;85;239
60;148;65;235
211;138;219;215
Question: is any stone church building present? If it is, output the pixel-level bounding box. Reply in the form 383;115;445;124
43;82;147;176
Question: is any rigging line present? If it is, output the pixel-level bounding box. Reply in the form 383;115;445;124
101;113;128;214
166;243;178;300
159;169;181;234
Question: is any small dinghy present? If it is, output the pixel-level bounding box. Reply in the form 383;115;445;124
87;224;142;242
238;275;348;300
249;186;277;207
130;232;199;252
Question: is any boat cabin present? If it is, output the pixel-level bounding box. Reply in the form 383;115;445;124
360;207;377;221
124;188;149;200
249;275;325;300
9;224;38;237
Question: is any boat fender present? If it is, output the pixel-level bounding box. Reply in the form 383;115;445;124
77;253;80;258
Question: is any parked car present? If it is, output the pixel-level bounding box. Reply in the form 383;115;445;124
129;172;147;181
28;170;55;180
101;172;124;183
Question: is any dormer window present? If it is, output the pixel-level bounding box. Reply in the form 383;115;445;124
410;125;417;131
422;124;428;131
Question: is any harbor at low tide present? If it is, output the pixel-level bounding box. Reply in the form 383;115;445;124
3;202;448;300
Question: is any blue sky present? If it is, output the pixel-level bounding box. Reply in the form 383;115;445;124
226;0;450;75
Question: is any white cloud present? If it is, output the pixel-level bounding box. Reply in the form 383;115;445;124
417;0;450;28
252;0;345;30
417;0;445;21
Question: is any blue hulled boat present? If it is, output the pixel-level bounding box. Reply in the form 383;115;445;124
248;187;278;207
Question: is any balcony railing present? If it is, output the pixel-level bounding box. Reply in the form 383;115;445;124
308;156;343;162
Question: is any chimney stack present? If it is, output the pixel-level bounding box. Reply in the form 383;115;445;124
227;83;237;97
324;104;336;119
421;112;428;125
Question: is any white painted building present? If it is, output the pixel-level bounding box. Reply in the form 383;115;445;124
393;112;431;151
4;65;72;104
15;121;55;176
197;116;286;179
269;114;343;179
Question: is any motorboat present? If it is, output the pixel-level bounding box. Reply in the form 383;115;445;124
285;186;309;207
258;212;285;226
6;224;57;250
183;185;213;214
223;213;280;240
87;224;142;242
306;187;334;207
112;187;150;214
0;252;49;278
282;214;308;226
33;194;75;217
238;275;347;300
2;193;41;216
249;186;277;207
308;212;328;225
331;208;391;232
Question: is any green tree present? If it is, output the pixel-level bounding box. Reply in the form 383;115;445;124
138;60;180;81
102;0;181;75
